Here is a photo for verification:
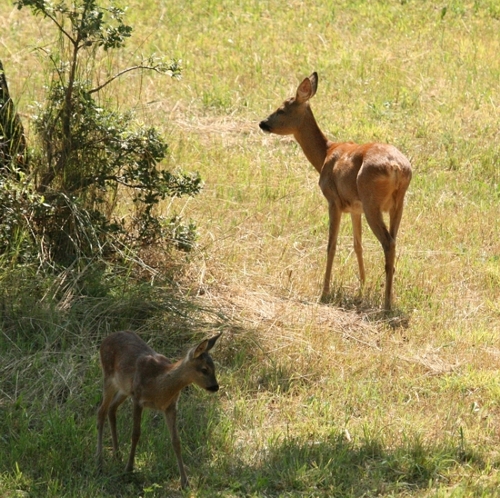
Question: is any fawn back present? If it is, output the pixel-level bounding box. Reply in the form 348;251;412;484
96;330;221;489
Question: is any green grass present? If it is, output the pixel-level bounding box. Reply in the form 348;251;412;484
2;0;500;496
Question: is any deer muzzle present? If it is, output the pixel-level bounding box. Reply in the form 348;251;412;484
259;121;271;132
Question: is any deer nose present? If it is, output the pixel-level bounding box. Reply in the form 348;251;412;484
259;121;271;132
206;384;219;393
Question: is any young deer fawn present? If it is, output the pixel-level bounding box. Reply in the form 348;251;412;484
259;72;412;311
96;331;221;489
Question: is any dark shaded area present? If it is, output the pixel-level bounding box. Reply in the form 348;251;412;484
0;60;27;174
205;430;489;497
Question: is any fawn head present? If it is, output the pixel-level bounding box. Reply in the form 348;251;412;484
186;333;222;392
259;72;318;135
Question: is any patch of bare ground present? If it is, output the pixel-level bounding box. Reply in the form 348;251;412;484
195;281;384;351
189;276;499;390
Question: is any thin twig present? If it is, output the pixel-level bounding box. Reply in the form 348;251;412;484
89;65;165;95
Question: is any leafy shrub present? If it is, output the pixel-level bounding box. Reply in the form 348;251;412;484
0;170;49;265
5;0;201;268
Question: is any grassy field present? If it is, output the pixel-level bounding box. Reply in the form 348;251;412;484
1;0;500;496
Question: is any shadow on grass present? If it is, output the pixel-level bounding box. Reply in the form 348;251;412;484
0;269;487;497
204;431;490;497
0;374;223;497
0;268;235;497
320;284;412;331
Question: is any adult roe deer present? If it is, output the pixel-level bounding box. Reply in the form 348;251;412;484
259;72;412;311
96;331;221;489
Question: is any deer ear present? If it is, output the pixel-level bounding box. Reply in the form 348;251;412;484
190;333;221;359
308;72;318;97
190;339;208;359
296;72;318;103
206;332;222;352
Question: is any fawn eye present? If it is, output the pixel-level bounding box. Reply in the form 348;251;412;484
201;367;209;375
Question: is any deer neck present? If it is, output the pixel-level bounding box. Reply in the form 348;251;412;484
293;106;332;174
154;361;191;401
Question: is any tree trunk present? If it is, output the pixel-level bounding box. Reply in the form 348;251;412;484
0;60;27;174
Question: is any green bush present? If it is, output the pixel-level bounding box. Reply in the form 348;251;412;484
4;0;201;268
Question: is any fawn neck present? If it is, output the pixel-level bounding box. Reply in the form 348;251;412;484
160;359;193;391
144;359;193;409
294;105;332;174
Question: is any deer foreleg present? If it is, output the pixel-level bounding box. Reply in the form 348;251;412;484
165;403;188;489
321;203;341;301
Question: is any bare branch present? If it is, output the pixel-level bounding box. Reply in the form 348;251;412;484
89;65;166;95
40;9;76;46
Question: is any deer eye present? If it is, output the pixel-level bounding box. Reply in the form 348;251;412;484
201;367;209;375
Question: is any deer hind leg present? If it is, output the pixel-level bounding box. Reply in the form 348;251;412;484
351;213;365;286
362;206;395;311
96;379;118;467
321;202;342;301
389;193;406;240
125;401;143;473
108;392;127;458
382;195;407;309
165;403;189;489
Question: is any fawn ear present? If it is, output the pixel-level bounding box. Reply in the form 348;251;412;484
190;340;207;359
296;72;318;103
206;332;222;352
190;333;221;359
